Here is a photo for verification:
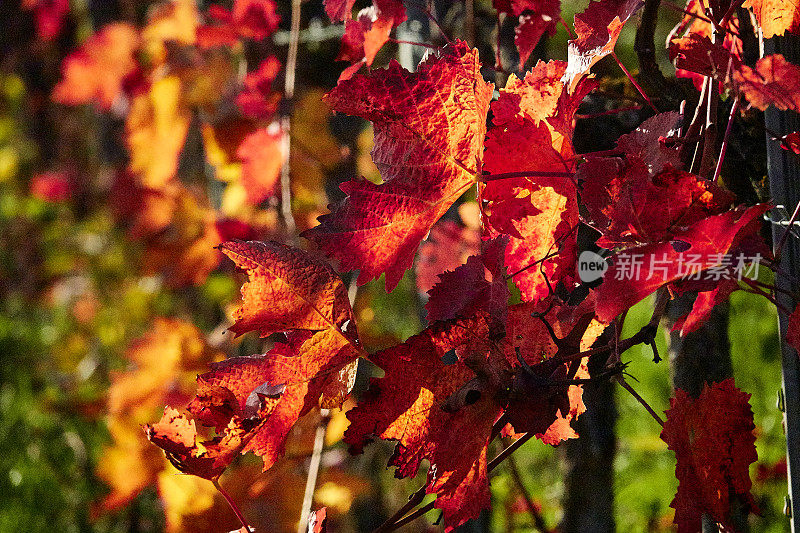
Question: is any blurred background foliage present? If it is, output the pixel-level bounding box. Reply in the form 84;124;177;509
0;0;790;532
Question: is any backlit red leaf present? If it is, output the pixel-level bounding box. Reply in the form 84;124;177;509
563;0;644;90
219;240;357;338
344;316;502;530
425;237;509;326
415;220;481;294
594;204;770;322
734;54;800;112
303;41;493;291
237;127;285;205
23;0;69;41
661;379;759;532
514;1;561;69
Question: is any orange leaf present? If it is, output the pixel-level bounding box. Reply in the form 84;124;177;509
744;0;800;38
303;40;493;291
52;23;139;110
219;240;358;339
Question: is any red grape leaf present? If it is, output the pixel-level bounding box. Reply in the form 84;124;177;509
416;220;481;294
514;1;561;69
23;0;70;41
219;240;358;339
236;56;282;120
344;316;502;531
672;279;740;336
325;0;357;21
29;171;73;202
615;111;682;175
743;0;800;38
563;0;644;91
52;23;140;110
303;41;493;291
232;0;280;40
594;203;770;323
779;131;800;154
483;65;586;301
425;236;509;326
661;379;759;532
308;507;328;533
669;33;738;84
580;157;734;247
145;390;280;480
337;6;393;69
193;329;359;470
734;54;800;112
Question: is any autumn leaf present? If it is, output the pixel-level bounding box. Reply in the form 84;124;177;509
238;127;286;204
563;0;643;90
482;61;589;301
23;0;70;41
139;0;198;66
513;1;561;69
671;279;740;336
744;0;800;38
416;220;481;294
236;56;283;120
29;171;73;202
594;203;771;323
97;318;224;512
303;41;493;291
126;76;191;188
426;236;510;326
145;387;280;480
580;156;734;247
661;379;759;532
308;507;328;533
344;315;502;531
734;54;800;112
337;6;393;71
219;240;358;339
326;0;357;21
615;111;682;175
52;23;139;110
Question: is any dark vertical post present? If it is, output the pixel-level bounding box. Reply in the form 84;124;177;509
764;34;800;531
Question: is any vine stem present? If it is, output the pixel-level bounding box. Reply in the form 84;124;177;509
617;378;665;426
712;95;740;184
280;0;301;239
507;455;551;532
378;434;534;532
297;409;331;533
213;478;252;532
610;51;658;113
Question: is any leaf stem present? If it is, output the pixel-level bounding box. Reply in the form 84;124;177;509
213;478;252;532
506;455;552;532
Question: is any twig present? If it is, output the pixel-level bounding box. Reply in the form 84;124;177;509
297;409;331;533
507;455;552;532
611;51;658;113
374;486;427;533
379;434;534;532
712;95;740;183
213;478;252;532
280;0;301;239
617;378;665;426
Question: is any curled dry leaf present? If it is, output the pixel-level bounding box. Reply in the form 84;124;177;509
145;385;280;480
